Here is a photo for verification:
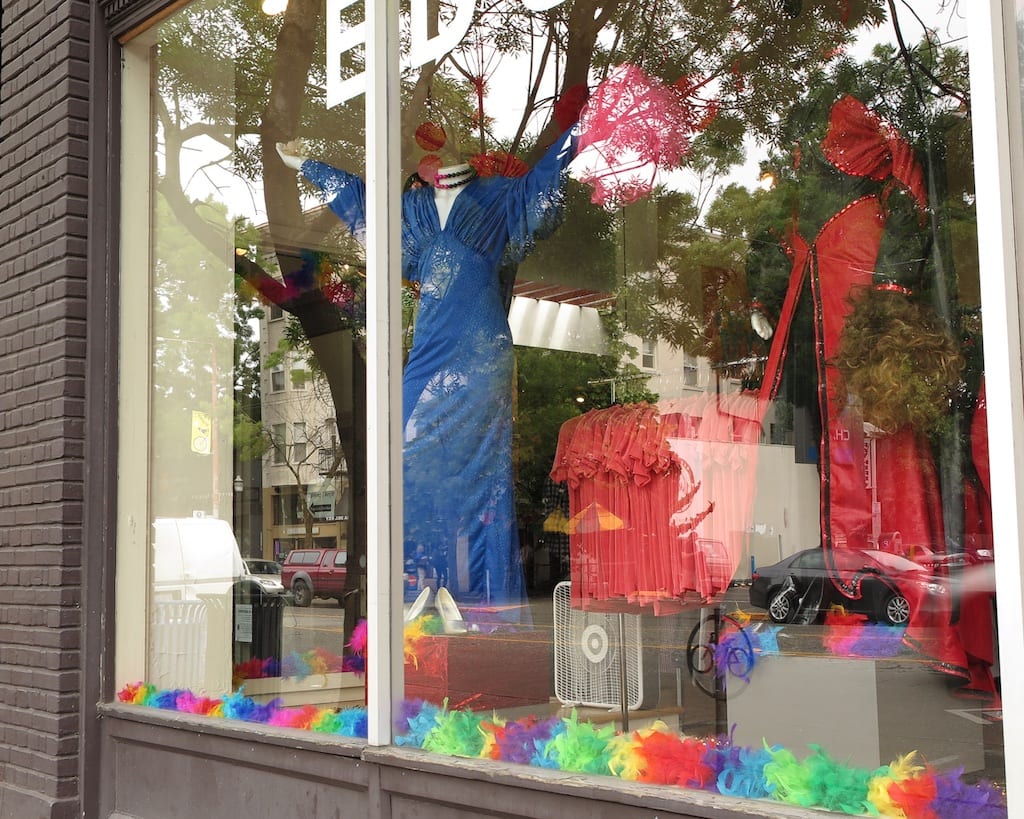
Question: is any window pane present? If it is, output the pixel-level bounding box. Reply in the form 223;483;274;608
392;2;1005;814
119;0;369;730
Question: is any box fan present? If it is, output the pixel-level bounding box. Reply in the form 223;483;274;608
552;581;658;710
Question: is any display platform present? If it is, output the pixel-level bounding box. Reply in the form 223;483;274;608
404;630;553;711
243;671;365;708
728;654;988;772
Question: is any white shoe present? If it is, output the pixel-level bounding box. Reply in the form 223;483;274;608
435;587;468;634
404;586;432;623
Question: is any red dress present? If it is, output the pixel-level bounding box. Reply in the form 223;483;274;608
773;97;993;693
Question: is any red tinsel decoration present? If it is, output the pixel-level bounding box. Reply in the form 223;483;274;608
636;731;715;788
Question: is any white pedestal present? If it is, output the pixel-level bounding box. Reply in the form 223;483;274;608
728;655;985;772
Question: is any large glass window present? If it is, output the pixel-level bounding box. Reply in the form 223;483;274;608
116;1;1008;815
386;2;1005;814
118;0;369;720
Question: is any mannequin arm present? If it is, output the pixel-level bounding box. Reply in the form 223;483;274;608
276;141;308;171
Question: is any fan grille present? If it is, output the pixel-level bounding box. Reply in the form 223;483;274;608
553;581;650;709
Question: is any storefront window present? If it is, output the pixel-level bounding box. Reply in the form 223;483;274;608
117;0;370;724
116;0;1008;815
387;2;1005;815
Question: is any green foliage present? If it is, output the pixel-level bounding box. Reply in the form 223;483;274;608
234;413;272;461
513;345;655;519
597;0;886;137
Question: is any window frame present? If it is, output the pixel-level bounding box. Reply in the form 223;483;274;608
969;2;1024;807
363;0;405;747
272;423;287;465
292;421;307;462
640;338;656;369
270;364;286;392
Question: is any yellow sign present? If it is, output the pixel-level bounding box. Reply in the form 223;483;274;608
190;411;212;455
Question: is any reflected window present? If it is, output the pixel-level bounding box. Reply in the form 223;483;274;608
292;422;307;462
641;339;656;369
271;423;286;465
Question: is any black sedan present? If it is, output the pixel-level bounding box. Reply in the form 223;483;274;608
749;547;945;625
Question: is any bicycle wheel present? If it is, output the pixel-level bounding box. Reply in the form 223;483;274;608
686;615;724;700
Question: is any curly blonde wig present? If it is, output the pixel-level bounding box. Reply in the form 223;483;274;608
834;286;964;436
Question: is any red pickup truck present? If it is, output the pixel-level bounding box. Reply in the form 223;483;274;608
280;548;348;606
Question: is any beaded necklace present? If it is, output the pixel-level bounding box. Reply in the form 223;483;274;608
434;166;477;190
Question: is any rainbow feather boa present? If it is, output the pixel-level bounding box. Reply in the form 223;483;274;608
118;682;1006;818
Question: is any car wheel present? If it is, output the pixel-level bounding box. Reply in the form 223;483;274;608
768;587;797;623
880;591;910;625
292;579;312;607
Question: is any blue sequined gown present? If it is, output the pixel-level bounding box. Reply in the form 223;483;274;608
303;129;577;616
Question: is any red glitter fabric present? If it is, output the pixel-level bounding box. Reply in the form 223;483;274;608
821;95;927;211
468;151;529;179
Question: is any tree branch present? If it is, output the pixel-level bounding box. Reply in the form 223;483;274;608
510;18;555;156
525;0;620;164
888;0;969;111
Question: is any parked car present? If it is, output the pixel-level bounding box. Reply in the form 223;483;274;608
280;548;348;607
243;559;286;596
749;546;947;626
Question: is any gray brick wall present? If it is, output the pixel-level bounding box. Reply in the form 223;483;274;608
0;0;93;816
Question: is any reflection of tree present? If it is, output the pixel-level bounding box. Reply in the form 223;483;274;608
423;1;887;167
154;0;895;643
619;22;974;379
746;30;980;550
150;190;238;519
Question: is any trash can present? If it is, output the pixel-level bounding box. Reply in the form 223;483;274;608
232;580;285;668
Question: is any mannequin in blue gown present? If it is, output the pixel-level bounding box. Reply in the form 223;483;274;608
277;130;578;618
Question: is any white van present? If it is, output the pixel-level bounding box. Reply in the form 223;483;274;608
152;517;246;602
150;517;245;693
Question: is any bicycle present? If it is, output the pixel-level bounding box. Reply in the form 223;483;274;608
685;607;756;700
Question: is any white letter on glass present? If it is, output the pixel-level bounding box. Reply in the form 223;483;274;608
409;0;476;68
326;0;367;108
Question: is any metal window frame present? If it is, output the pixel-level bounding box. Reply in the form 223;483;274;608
364;0;404;747
969;1;1024;813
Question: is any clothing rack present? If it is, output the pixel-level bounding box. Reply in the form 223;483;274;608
550;395;763;616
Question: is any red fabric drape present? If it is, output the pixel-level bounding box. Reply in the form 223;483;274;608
821;95;927;212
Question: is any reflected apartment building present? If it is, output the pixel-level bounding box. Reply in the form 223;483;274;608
259;303;350;562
